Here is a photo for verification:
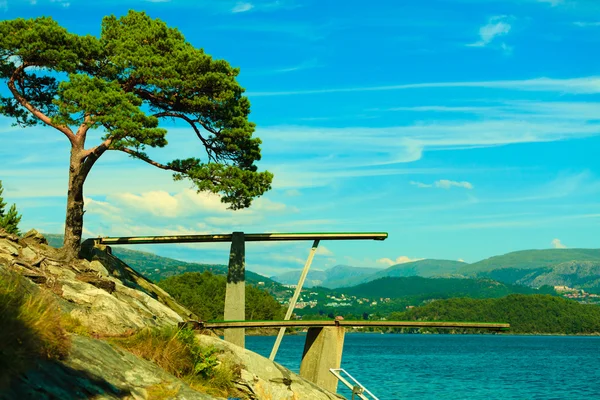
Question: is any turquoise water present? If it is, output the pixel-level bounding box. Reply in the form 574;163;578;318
245;333;600;399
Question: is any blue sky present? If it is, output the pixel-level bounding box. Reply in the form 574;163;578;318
1;0;600;276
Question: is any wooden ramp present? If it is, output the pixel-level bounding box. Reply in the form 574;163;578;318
195;319;510;331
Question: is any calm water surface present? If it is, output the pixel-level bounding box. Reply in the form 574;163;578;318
245;333;600;400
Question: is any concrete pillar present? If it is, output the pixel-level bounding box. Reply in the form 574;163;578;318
224;231;245;348
299;326;345;393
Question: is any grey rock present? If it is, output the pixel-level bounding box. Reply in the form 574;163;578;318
196;334;345;400
22;229;48;245
2;335;216;400
20;245;38;262
0;239;20;256
89;260;110;277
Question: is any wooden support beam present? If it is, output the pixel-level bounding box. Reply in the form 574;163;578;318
270;240;320;361
299;327;346;393
223;232;245;348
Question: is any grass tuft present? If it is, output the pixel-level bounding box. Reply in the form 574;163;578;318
110;326;242;398
146;382;181;399
0;270;71;389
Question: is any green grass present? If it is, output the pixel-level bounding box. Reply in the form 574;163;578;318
109;326;242;398
0;270;71;389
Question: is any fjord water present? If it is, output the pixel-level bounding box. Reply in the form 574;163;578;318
246;333;600;399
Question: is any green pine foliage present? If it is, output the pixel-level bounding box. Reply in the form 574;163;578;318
158;271;284;321
0;181;21;235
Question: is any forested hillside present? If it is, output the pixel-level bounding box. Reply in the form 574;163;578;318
158;272;285;321
392;294;600;334
342;276;555;299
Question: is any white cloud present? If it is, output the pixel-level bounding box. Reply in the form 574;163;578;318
467;16;511;48
317;245;334;257
284;189;301;197
232;2;253;12
377;256;423;266
458;258;465;262
435;180;474;190
411;180;474;190
551;238;567;249
410;181;433;188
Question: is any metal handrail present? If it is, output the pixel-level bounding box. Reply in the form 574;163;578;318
329;368;380;400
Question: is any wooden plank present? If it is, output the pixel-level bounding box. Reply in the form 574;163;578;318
200;320;510;330
96;232;388;245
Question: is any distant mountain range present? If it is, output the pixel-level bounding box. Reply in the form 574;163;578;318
44;234;600;295
270;265;379;288
270;249;600;294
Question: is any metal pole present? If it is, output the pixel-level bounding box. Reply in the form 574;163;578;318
269;239;320;361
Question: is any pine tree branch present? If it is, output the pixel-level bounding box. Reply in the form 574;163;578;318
152;111;217;162
7;63;76;143
114;147;186;173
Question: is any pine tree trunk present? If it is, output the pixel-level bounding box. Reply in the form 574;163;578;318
62;145;86;260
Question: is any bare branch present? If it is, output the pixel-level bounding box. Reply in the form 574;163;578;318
7;63;76;143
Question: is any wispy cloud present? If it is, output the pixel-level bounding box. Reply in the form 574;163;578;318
232;2;253;12
247;76;600;97
273;58;320;73
410;180;474;190
574;21;600;27
537;0;563;6
467;15;512;48
551;238;567;248
50;0;70;7
423;213;600;232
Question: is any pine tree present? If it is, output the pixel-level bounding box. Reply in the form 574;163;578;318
0;12;272;259
0;181;21;235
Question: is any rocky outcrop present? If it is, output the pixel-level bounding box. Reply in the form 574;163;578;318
0;229;194;336
196;335;344;400
3;335;214;400
0;229;346;399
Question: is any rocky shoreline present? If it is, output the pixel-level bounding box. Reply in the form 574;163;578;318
0;229;344;400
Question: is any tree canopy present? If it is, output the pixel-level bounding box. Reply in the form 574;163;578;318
0;11;272;257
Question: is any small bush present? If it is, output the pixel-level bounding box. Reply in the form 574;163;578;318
110;326;241;397
0;270;70;389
